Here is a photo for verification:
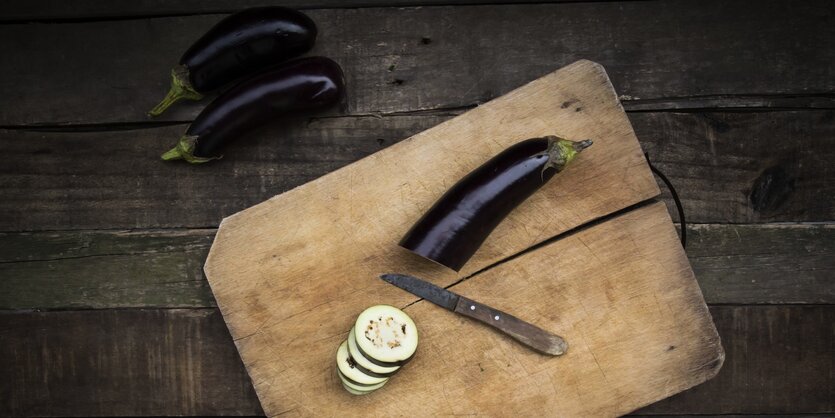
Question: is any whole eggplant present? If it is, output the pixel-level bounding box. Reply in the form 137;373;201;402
149;7;317;116
161;56;345;163
399;136;592;271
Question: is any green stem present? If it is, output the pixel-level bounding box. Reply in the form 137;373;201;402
148;65;203;117
542;136;593;176
160;135;218;164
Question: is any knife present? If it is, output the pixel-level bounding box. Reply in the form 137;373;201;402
380;273;568;356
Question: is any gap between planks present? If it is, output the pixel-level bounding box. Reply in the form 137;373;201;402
1;96;833;132
2;220;832;310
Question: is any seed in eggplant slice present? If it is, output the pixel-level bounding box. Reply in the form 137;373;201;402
335;340;387;386
348;326;400;378
399;136;593;271
148;7;317;116
352;305;418;367
337;368;387;393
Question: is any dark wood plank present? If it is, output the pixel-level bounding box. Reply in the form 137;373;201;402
0;115;443;231
1;306;831;416
2;224;832;309
632;415;835;418
624;95;835;112
0;0;580;21
1;110;832;231
632;110;835;223
1;1;833;125
0;229;216;309
686;224;835;304
0;309;263;417
638;306;835;415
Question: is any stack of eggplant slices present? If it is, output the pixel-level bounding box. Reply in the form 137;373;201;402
335;306;418;395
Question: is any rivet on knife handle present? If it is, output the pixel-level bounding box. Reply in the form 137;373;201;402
453;296;568;356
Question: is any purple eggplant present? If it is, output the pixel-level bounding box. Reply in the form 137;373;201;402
149;7;317;116
399;136;592;271
161;56;345;163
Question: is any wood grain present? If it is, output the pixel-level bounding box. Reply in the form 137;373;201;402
0;115;443;231
684;224;835;304
1;1;832;125
0;2;829;417
0;229;216;309
2;110;832;232
635;416;835;418
352;202;719;417
639;305;835;415
202;60;719;416
203;58;659;358
1;305;830;417
2;223;832;309
0;0;583;21
633;110;835;223
0;309;263;417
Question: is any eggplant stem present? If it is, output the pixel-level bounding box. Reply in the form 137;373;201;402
161;147;184;161
160;135;218;164
541;136;593;179
148;65;203;117
572;139;594;152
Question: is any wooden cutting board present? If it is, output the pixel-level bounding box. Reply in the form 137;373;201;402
204;60;723;417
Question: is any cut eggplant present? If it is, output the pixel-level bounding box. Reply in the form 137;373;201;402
399;136;592;271
335;341;387;386
353;305;418;367
347;327;400;378
337;368;387;392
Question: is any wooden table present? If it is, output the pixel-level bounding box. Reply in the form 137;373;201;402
0;1;832;416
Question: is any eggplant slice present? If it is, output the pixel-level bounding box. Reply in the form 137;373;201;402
337;368;387;392
341;382;374;396
335;340;387;386
347;326;400;377
353;305;418;367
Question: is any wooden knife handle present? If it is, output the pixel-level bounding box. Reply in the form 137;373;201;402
453;296;568;356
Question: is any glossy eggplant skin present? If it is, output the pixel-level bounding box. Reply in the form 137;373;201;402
161;56;345;163
184;7;317;92
149;7;316;116
399;136;592;271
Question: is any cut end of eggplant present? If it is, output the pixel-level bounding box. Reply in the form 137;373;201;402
148;65;204;117
353;305;418;366
160;135;218;164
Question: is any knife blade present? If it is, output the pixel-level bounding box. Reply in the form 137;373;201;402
380;273;567;356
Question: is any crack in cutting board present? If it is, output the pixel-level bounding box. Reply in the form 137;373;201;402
204;60;722;417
